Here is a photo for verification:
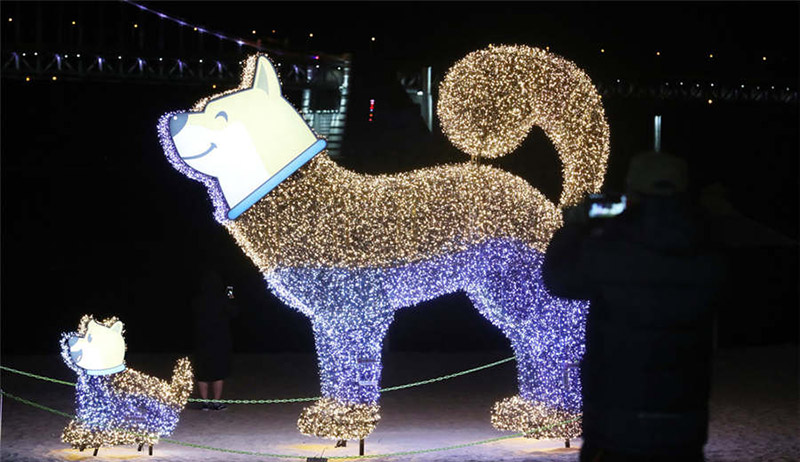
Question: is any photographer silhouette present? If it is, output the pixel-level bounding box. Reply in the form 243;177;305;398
543;151;725;461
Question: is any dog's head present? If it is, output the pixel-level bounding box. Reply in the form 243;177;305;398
62;316;126;375
162;55;319;219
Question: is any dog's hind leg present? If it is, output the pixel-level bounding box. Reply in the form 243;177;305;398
297;308;395;440
465;242;588;438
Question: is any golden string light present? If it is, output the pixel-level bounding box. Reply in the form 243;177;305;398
491;396;582;439
437;44;610;209
226;157;563;271
111;360;194;410
297;398;381;440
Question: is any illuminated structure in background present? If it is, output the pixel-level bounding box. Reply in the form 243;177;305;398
160;45;609;440
60;315;193;453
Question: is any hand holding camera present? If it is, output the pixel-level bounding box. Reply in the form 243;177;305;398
563;193;627;225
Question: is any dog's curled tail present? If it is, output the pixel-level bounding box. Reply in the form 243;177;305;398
438;44;610;208
170;357;194;408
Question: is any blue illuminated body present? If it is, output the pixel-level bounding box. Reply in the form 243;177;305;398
266;238;587;414
73;374;182;436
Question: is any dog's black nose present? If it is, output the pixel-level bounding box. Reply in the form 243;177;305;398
169;112;188;137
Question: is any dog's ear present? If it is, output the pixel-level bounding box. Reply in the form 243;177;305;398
253;55;282;99
110;320;124;335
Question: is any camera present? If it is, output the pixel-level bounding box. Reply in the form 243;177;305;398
587;193;627;218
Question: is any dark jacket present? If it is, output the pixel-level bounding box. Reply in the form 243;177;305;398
191;270;237;382
542;196;725;455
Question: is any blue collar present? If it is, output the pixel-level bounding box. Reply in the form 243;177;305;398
85;363;126;376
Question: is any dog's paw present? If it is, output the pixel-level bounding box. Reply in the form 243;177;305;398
491;395;582;439
297;398;380;440
62;419;159;448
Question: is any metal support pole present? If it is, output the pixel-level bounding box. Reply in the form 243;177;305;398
654;115;662;152
425;66;433;132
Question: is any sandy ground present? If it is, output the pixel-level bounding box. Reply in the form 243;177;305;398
1;347;797;462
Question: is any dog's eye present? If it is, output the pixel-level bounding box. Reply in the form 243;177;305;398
215;111;228;122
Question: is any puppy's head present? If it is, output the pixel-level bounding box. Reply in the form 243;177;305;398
66;317;125;373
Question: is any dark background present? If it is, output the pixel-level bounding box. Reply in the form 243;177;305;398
1;1;797;355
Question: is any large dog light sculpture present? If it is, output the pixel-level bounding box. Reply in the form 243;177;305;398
159;45;609;440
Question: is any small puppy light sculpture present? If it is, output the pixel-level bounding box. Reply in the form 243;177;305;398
60;315;193;455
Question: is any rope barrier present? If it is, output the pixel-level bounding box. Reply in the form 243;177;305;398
0;356;517;404
1;389;578;460
0;365;76;387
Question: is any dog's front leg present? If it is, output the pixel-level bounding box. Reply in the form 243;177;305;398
297;309;395;440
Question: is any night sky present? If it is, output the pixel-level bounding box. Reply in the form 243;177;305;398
1;2;797;355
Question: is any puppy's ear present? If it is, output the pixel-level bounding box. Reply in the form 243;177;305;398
253;55;282;99
110;321;124;335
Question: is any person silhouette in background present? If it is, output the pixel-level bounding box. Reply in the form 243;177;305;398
192;268;237;411
543;151;725;461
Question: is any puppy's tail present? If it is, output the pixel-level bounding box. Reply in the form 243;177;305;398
169;357;194;408
437;44;610;208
